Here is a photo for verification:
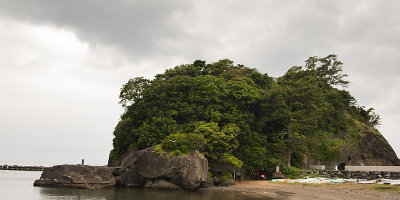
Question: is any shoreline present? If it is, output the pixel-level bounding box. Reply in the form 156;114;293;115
199;180;400;199
5;167;400;199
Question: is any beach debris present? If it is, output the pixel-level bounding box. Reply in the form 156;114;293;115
378;179;400;185
271;177;400;185
357;180;377;184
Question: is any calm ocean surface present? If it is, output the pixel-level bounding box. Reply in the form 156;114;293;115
0;170;258;200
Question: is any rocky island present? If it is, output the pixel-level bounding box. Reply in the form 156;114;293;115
34;56;399;191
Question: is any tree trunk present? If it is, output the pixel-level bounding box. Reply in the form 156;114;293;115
287;127;291;167
287;102;292;168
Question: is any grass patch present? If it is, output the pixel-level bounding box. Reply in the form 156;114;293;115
369;185;400;193
154;145;164;155
375;186;392;190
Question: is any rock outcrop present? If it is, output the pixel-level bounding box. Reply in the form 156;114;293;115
34;147;208;190
339;131;400;166
144;178;182;190
307;130;400;167
33;165;116;189
112;148;145;187
113;147;208;190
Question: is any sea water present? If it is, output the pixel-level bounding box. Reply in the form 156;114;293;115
0;170;252;200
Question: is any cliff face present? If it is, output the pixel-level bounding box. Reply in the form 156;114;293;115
338;131;400;166
308;130;400;167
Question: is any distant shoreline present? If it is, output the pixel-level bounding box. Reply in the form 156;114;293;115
1;165;47;171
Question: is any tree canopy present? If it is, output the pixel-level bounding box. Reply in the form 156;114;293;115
110;55;381;172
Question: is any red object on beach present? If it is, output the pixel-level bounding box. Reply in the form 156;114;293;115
249;171;268;180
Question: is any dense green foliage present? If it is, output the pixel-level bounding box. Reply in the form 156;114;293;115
216;172;234;182
111;55;381;170
161;133;206;155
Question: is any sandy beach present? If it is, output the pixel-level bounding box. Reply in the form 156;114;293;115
200;180;400;200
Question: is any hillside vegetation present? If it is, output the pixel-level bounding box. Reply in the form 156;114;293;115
110;55;386;173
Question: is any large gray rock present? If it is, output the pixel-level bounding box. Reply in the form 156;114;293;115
113;165;146;187
33;165;116;189
112;148;146;188
135;147;208;190
121;149;138;166
112;147;208;190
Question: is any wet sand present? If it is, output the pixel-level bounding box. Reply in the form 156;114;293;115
200;180;400;199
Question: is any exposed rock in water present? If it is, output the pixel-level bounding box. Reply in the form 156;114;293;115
34;147;208;190
33;165;116;189
144;179;182;190
112;149;145;188
113;166;145;188
113;147;208;190
138;147;208;190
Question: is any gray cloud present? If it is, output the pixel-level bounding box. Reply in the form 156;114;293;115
2;1;399;76
0;0;399;164
0;0;192;61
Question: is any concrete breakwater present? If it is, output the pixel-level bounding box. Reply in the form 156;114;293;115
306;170;400;180
1;164;47;171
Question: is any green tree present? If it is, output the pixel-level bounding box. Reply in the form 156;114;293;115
194;122;243;168
305;54;349;87
119;77;151;107
261;55;350;167
111;56;384;173
161;133;206;155
270;67;324;167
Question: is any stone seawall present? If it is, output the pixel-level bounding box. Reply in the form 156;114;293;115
345;166;400;172
1;164;47;171
305;170;400;180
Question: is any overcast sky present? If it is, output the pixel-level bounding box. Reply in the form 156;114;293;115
0;0;399;166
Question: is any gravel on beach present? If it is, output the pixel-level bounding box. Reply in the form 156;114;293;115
199;180;400;200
